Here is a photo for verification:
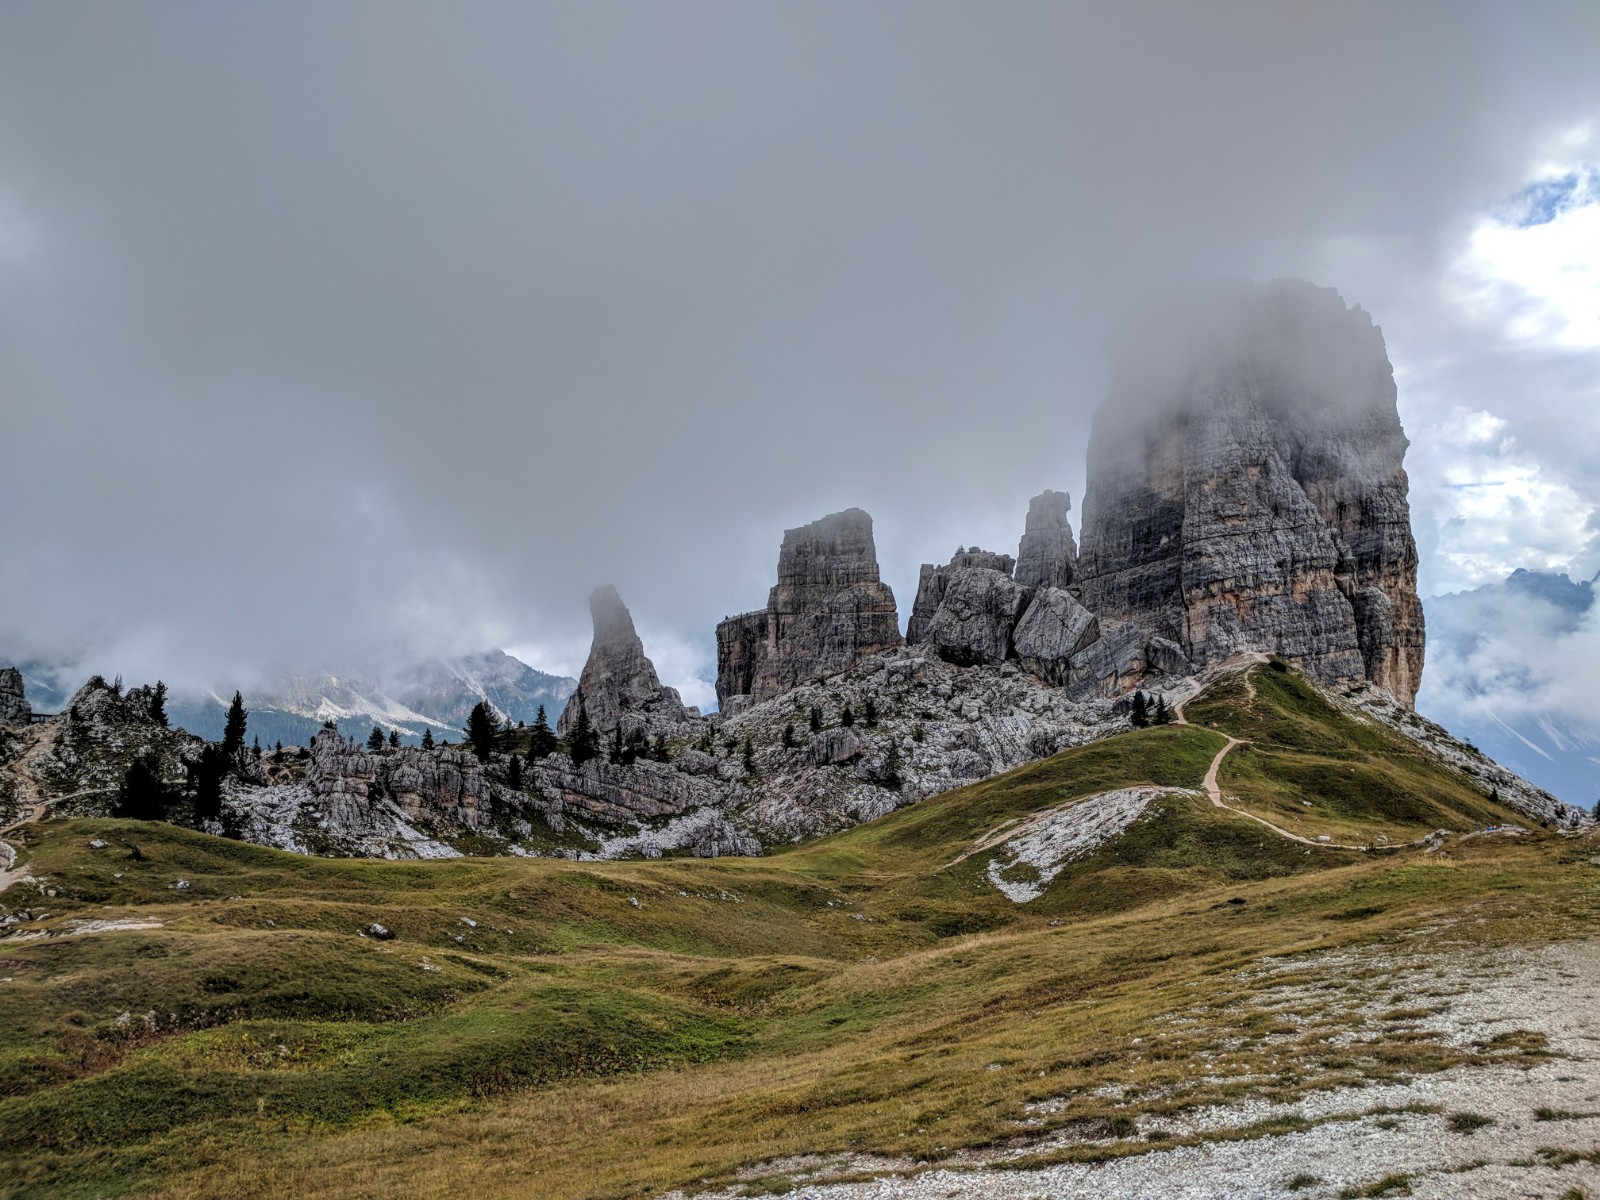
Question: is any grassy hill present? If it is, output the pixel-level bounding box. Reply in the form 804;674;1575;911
2;663;1597;1199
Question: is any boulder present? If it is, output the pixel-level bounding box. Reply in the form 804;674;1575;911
1012;587;1101;685
906;547;1016;644
919;568;1032;667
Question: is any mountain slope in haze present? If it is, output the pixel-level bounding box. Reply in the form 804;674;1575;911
3;651;575;747
1421;567;1600;808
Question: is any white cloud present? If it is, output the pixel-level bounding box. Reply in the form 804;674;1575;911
1455;157;1600;350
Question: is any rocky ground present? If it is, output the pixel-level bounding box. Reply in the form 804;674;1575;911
671;936;1600;1200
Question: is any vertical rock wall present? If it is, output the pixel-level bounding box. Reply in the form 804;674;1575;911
715;508;901;704
1075;279;1423;705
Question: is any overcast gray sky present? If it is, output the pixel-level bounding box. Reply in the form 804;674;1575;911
1;1;1597;715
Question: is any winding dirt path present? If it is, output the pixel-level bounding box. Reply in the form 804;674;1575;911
1174;663;1375;852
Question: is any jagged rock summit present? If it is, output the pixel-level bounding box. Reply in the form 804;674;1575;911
0;667;29;725
558;585;693;738
1076;279;1424;706
1014;490;1077;589
716;508;901;707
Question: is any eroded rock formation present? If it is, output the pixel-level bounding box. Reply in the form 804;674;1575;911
716;508;901;705
0;668;29;725
1014;491;1078;589
558;585;693;738
906;548;1016;644
1075;279;1423;705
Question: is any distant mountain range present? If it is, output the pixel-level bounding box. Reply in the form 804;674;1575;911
1420;567;1600;809
4;650;576;747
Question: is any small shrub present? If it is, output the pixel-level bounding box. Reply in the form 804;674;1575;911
1286;1176;1320;1193
1448;1112;1493;1134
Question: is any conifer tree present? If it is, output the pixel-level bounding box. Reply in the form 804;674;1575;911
366;726;385;751
741;736;755;773
809;705;823;733
221;691;248;757
782;722;797;749
840;703;855;728
881;738;903;790
651;733;669;762
568;701;599;767
507;753;524;790
1153;696;1171;726
529;705;560;758
466;701;499;763
190;745;228;823
421;727;435;750
864;695;878;726
696;726;715;753
609;726;623;765
115;756;169;822
1130;691;1149;728
388;729;400;749
148;680;169;728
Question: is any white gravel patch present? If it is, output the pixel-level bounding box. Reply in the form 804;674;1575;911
663;939;1600;1200
984;787;1189;903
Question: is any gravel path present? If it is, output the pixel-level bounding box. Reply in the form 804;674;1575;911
666;939;1600;1200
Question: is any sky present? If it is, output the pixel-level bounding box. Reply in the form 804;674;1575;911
1;1;1598;719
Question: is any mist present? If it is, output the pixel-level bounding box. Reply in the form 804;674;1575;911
2;2;1599;717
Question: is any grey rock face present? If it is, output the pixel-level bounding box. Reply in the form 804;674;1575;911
558;585;691;738
1075;279;1424;705
918;568;1032;667
690;814;763;858
529;755;736;826
716;508;901;704
0;667;29;725
906;547;1017;645
1014;490;1078;589
1011;587;1100;685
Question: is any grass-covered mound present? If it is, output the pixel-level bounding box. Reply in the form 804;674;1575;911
0;663;1589;1199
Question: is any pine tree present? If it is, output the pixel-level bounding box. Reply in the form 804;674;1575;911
507;753;524;790
274;740;283;755
568;701;599;767
651;734;669;762
609;726;624;765
881;738;903;790
190;745;228;824
1153;696;1171;726
1130;691;1149;728
366;726;386;752
421;728;435;750
782;722;797;749
115;756;169;821
620;727;646;766
696;727;715;753
221;691;248;757
388;729;400;749
529;705;559;758
840;703;855;728
148;680;169;727
466;701;499;763
863;696;878;726
741;736;755;773
809;705;823;733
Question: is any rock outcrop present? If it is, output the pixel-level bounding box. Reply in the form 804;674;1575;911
1014;491;1078;589
1012;587;1100;685
716;508;901;705
0;668;29;725
906;548;1016;644
916;568;1032;667
558;586;693;738
1075;279;1424;705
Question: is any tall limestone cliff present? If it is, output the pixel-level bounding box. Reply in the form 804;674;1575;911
716;508;901;705
1014;490;1078;589
558;585;693;738
1075;279;1424;705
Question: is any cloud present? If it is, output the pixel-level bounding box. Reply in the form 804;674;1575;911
2;2;1600;708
